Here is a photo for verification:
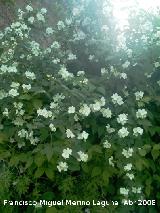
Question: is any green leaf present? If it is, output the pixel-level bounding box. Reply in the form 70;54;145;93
139;149;147;156
19;94;32;100
34;154;45;167
32;99;42;109
69;160;80;171
44;144;53;161
102;170;109;184
92;167;101;177
0;133;8;143
151;144;160;160
34;167;45;178
45;168;54;180
40;128;49;141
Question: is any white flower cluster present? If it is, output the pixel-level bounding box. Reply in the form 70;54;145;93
126;173;134;180
57;162;68;172
135;91;144;101
90;97;105;112
36;8;47;22
132;187;142;194
58;66;74;80
77;131;89;141
109;156;114;167
122;148;133;158
49;123;56;132
133;127;143;137
77;151;88;162
0;64;17;74
68;106;75;114
29;41;41;57
124;163;132;171
8;88;19;97
136;109;147;119
117;113;128;125
120;187;129;195
25;71;36;80
79;104;91;116
101;107;112;118
62;148;72;159
66;129;75;138
118;127;129;138
106;124;115;133
103;140;111;148
18;129;39;145
37;108;52;118
111;93;124;105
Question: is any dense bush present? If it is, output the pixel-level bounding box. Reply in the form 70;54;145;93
0;1;160;212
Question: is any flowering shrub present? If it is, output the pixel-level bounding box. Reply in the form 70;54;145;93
0;1;160;212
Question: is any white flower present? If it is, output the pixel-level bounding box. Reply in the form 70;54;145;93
120;187;129;195
100;97;106;106
119;72;127;79
57;161;68;172
22;84;31;91
40;8;47;14
101;68;108;75
8;89;19;97
49;123;56;132
46;27;54;35
154;62;160;68
77;151;88;162
117;113;128;125
111;93;124;105
66;129;75;138
8;66;17;73
90;102;101;112
135;91;144;101
68;106;75;114
136;109;147;119
28;17;34;24
77;71;85;76
10;82;20;88
122;148;133;158
103;140;111;148
126;173;134;180
3;108;9;116
36;13;45;22
74;114;79;121
109;156;114;167
133;127;143;136
51;41;60;49
18;129;28;138
26;5;33;12
57;21;65;30
37;108;52;118
118;127;129;138
58;67;74;80
68;53;77;60
132;187;142;194
106;124;115;133
79;104;91;116
25;71;36;80
124;163;132;171
77;131;89;141
122;61;130;69
62;148;72;159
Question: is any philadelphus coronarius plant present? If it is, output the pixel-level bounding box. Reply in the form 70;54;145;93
0;1;160;211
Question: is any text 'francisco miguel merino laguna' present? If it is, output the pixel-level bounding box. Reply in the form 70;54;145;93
4;200;119;207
